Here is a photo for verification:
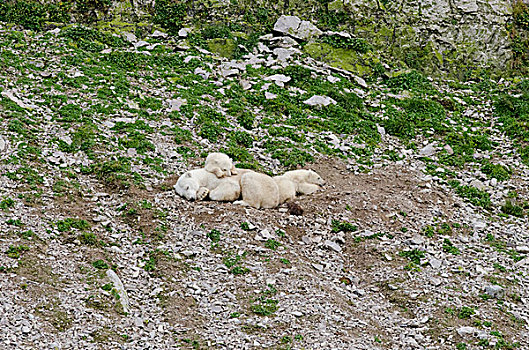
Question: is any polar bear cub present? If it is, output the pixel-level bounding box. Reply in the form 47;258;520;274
279;169;325;195
235;169;325;209
205;152;237;178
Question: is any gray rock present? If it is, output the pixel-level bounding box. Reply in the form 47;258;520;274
429;259;442;269
178;28;192;37
168;98;187;112
444;144;454;155
273;15;322;40
419;143;437;157
0;136;6;152
106;269;130;314
312;263;324;271
295;21;323;40
457;326;478;338
470;179;486;191
324;240;342;253
304;95;337;107
264;74;291;87
353;75;368;89
273;15;302;36
151;30;167;38
484;284;504;299
210;305;223;314
516;245;529;253
123;32;137;43
265;92;277;100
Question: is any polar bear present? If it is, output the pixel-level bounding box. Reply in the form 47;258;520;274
278;169;325;195
234;172;280;209
205;152;237;178
174;167;252;201
234;169;325;209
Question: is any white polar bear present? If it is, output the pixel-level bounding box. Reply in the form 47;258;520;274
234;169;325;209
174;168;252;201
278;169;325;195
205;152;237;178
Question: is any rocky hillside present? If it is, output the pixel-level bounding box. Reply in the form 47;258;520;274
0;3;529;350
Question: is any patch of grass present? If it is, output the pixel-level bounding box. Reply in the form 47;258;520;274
442;238;460;255
207;229;221;243
78;232;100;246
5;245;30;259
501;200;524;217
321;35;371;53
398;249;425;265
92;260;109;270
458;306;475;319
331;219;358;233
0;197;15;210
481;161;511;181
265;239;281;251
56;218;90;232
448;181;491;209
385;70;434;92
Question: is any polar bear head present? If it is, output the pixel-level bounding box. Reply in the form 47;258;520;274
306;169;325;186
205;152;237;178
174;172;200;200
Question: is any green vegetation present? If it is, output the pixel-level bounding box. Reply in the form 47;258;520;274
331;220;358;233
448;181;491;209
56;218;90;232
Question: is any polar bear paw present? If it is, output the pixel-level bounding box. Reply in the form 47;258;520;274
197;187;209;201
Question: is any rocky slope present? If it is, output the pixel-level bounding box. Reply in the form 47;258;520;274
0;12;528;350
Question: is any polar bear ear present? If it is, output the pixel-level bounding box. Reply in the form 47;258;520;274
185;172;192;178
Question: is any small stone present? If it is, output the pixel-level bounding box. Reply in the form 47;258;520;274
419;143;437;157
0;136;6;152
429;259;442;269
265;91;277;100
353;75;368;88
123;32;137;43
264;74;291;87
469;179;486;191
21;326;30;334
312;263;324;271
516;245;529;253
430;277;442;286
292;311;303;317
151;30;168;38
178;28;192;37
443;144;454;155
39;71;52;78
472;221;486;231
304;95;337;107
324;240;342;253
210;305;223;314
457;326;478;338
484;284;504;299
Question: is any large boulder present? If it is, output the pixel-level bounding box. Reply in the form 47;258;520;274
273;15;322;40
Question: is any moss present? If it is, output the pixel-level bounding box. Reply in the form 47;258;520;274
303;42;372;75
207;38;236;59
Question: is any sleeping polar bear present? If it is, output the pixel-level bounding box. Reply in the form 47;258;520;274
234;169;325;209
205;152;237;178
174;167;252;201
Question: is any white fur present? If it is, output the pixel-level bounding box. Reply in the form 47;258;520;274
235;169;325;209
204;152;237;178
175;168;251;201
235;172;280;209
280;169;325;195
